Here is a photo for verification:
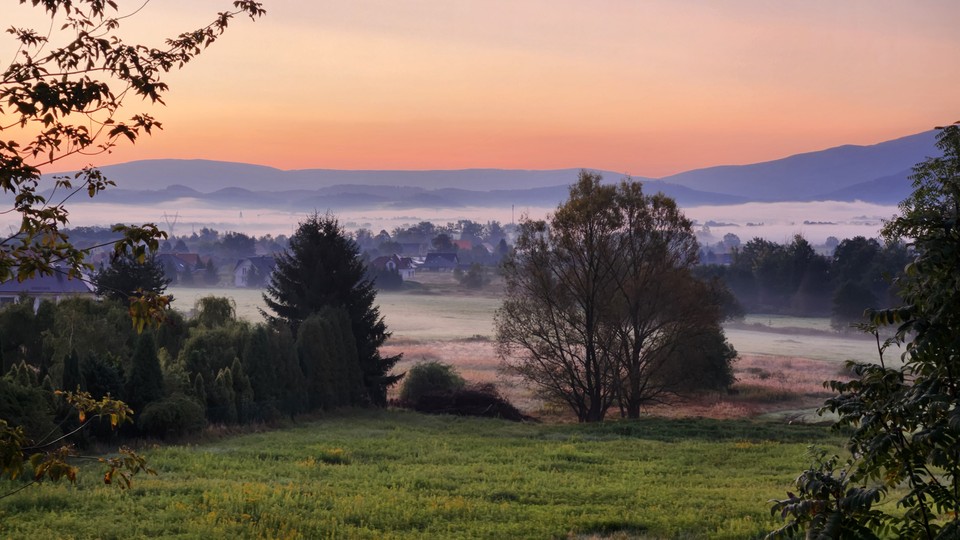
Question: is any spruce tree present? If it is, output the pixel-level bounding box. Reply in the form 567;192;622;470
263;213;401;406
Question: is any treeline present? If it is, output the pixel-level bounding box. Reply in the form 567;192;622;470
696;235;910;327
0;296;370;441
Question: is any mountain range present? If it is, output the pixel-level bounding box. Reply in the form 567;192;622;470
51;130;938;211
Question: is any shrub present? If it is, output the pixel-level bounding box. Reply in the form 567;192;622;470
398;361;465;404
137;394;207;438
408;383;532;422
0;376;58;442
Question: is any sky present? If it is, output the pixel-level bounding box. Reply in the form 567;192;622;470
7;1;960;178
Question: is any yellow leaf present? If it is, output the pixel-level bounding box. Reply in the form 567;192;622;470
78;410;86;422
110;413;118;428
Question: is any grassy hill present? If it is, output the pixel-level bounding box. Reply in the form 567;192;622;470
0;410;842;539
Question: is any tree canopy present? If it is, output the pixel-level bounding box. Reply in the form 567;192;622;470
93;252;170;303
771;122;960;538
496;171;736;422
0;0;263;498
0;0;263;322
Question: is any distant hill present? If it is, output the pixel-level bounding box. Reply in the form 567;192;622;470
812;169;914;205
47;129;939;209
49;163;740;209
661;130;937;202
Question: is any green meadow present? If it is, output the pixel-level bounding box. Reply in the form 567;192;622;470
0;285;869;538
0;410;841;539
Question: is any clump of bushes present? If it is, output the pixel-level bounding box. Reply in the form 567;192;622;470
137;394;207;438
397;361;531;422
399;361;465;404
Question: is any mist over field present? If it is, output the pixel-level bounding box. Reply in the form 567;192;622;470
8;199;899;245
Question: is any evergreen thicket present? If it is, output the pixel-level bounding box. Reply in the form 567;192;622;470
263;213;401;406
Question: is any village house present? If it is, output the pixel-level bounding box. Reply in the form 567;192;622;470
369;254;416;280
0;268;95;310
421;252;459;272
233;255;276;287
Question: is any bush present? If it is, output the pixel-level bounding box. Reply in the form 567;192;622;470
399;361;465;404
407;383;532;422
137;394;207;439
0;376;58;442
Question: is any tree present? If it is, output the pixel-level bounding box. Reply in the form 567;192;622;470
218;232;256;260
431;233;455;252
455;263;488;289
93;253;170;303
771;123;960;538
124;332;164;415
263;213;402;406
496;172;734;422
1;0;264;323
0;0;262;491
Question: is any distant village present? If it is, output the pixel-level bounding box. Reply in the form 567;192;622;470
0;217;868;322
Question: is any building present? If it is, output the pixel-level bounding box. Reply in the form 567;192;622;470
421;252;459;272
233;256;276;287
369;254;416;280
0;268;95;310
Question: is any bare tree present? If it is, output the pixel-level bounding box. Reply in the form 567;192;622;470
496;171;735;422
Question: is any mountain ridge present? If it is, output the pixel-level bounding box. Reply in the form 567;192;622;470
46;129;938;209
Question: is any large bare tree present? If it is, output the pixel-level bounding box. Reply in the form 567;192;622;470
496;171;735;422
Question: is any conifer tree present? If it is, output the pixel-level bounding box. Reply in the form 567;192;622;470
125;333;164;413
263;213;401;405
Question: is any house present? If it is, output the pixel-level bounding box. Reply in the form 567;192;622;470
453;239;473;251
0;268;95;310
369;254;416;280
233;255;276;287
156;253;190;276
421;252;459;272
169;252;209;270
399;242;427;257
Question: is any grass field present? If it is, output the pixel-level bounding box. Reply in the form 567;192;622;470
0;285;876;538
166;285;881;416
0;410;843;539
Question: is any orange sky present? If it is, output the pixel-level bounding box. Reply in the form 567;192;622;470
7;0;960;178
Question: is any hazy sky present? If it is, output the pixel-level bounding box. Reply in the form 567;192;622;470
9;1;959;177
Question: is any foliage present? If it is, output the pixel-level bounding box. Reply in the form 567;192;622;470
93;253;170;303
79;354;123;401
41;296;135;374
455;262;488;289
768;448;886;539
0;0;263;329
124;332;164;415
0;411;842;539
0;0;264;496
398;361;466;405
263;213;401;406
406;382;531;422
0;376;57;444
1;390;152;499
137;394;206;439
373;267;403;290
705;234;909;319
0;301;47;373
296;310;366;410
179;325;246;404
771;123;960;538
830;280;877;331
497;171;735;422
193;296;236;328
